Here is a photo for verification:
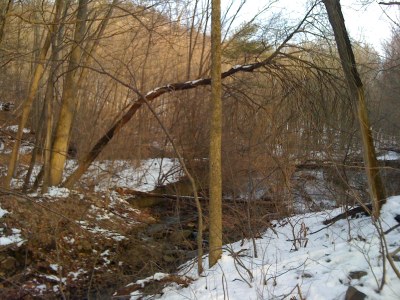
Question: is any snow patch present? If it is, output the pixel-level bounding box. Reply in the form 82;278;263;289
0;206;8;218
134;273;169;289
50;264;59;272
377;150;400;161
68;269;86;280
44;187;70;198
0;228;25;246
0;205;25;246
6;125;31;134
190;79;203;84
92;158;182;192
77;221;126;241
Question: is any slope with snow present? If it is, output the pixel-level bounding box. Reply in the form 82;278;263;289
129;197;400;300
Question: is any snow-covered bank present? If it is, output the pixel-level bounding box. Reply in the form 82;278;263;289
7;158;182;192
130;197;400;300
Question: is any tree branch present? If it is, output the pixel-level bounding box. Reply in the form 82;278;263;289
62;4;316;188
379;2;400;5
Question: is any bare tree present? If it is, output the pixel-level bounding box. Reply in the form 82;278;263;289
3;0;63;188
322;0;386;218
49;0;88;186
62;5;313;189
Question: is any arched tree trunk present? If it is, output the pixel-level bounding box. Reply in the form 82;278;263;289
61;7;314;189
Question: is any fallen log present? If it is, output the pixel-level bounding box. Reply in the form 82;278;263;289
114;187;274;205
116;188;207;202
380;147;400;154
296;159;400;171
322;204;372;225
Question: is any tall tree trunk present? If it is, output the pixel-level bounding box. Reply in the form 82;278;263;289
22;103;45;192
78;0;118;90
42;71;55;192
3;0;63;188
322;0;386;218
208;0;222;268
41;0;70;191
49;0;88;186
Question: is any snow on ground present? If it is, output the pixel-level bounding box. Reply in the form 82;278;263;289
18;143;34;154
87;158;182;192
377;151;400;161
5;125;31;134
0;206;25;246
130;196;400;300
76;220;127;241
43;187;70;198
0;206;8;218
8;158;182;193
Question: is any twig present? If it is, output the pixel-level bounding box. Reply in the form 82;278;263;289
225;247;253;287
384;223;400;235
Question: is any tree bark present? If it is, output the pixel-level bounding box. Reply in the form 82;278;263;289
78;0;118;86
208;0;222;268
322;0;386;218
3;0;63;188
49;0;88;186
22;103;45;191
42;72;55;192
41;0;71;191
0;0;13;45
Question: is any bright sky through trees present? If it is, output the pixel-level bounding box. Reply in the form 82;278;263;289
222;0;399;55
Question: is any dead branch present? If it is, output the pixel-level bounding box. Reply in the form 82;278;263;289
322;204;373;225
379;2;400;5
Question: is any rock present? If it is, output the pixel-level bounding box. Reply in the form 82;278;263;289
1;256;17;271
170;230;192;243
163;255;175;263
147;224;166;236
348;271;368;280
394;214;400;223
345;286;367;300
78;240;92;252
146;216;157;223
185;250;197;260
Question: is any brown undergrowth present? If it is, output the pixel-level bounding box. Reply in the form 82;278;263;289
0;189;156;299
0;183;284;299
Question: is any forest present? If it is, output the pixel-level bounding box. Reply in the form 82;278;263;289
0;0;400;299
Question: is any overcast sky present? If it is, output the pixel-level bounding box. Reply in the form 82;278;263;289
221;0;399;55
342;1;398;53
